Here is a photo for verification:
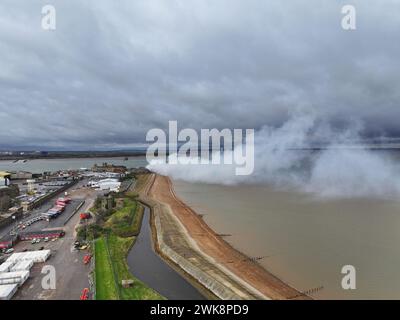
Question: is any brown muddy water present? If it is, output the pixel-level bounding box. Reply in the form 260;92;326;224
0;157;148;173
7;156;400;299
173;180;400;299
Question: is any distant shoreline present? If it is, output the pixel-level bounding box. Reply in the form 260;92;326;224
2;145;400;162
0;152;147;161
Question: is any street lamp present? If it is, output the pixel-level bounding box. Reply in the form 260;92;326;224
10;215;16;236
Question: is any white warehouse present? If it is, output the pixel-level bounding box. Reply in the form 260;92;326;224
88;178;121;192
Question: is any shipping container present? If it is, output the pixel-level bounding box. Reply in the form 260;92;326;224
19;229;64;240
0;261;16;273
10;260;33;272
0;284;18;300
6;250;51;263
0;271;29;286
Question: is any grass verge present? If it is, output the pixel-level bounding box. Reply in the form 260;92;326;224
94;197;163;300
94;237;118;300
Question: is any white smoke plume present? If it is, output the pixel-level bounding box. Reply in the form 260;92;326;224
147;112;400;199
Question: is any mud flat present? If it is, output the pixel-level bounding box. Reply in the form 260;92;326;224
136;173;308;300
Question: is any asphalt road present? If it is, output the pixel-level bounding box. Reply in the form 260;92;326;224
26;199;82;232
0;179;88;239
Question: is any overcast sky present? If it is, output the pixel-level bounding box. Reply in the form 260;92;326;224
0;0;399;149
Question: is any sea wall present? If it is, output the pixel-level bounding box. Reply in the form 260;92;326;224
137;174;264;300
152;203;244;299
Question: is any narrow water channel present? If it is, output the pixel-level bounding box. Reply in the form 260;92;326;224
127;207;205;300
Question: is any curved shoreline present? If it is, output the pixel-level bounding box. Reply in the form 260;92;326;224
136;173;310;300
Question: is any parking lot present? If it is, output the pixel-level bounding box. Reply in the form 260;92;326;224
12;220;90;300
1;182;100;300
0;179;90;240
16;199;83;233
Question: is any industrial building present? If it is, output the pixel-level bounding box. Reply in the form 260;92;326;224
0;228;64;248
9;171;33;180
92;163;127;174
0;171;11;186
0;171;19;213
0;234;18;250
88;178;121;192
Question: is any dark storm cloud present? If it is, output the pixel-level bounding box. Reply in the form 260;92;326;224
0;0;399;149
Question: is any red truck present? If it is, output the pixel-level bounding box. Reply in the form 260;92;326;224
80;212;91;220
58;197;71;203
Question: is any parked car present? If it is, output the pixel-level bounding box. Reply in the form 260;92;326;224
5;248;14;254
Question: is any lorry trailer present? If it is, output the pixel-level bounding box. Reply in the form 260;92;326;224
0;270;29;286
7;250;51;264
0;261;16;273
0;283;18;300
19;229;64;241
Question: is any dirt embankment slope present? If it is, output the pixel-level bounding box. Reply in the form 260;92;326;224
137;173;308;300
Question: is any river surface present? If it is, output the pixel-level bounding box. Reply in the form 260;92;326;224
173;180;400;299
0;157;148;173
5;156;400;299
127;207;205;300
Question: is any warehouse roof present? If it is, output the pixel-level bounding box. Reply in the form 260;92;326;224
0;171;11;178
